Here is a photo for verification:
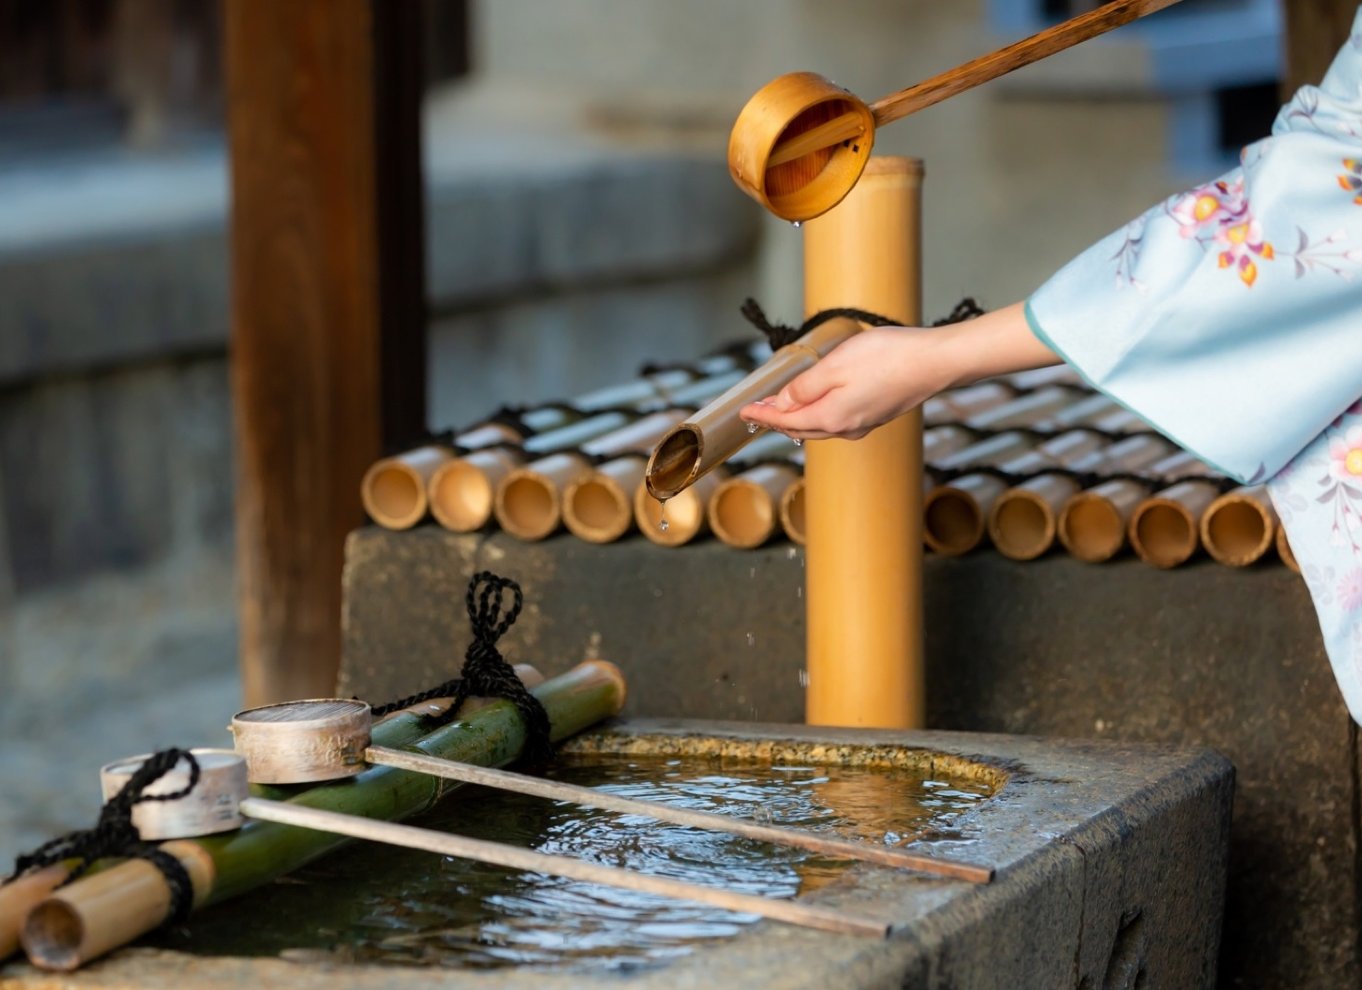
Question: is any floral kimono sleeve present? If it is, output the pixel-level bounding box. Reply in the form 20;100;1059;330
1026;13;1362;721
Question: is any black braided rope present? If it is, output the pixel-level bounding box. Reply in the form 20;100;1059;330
5;748;199;926
370;572;553;766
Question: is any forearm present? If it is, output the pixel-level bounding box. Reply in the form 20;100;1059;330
929;300;1060;390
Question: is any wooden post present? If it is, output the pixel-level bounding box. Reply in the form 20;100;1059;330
226;1;427;705
1283;0;1357;96
802;157;924;729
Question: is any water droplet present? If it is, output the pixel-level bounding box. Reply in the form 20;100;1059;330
791;438;803;447
798;669;809;688
745;632;756;646
657;499;669;532
659;518;669;532
746;421;759;434
791;220;802;228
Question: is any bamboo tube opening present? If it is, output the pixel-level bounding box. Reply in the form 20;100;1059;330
1059;494;1125;563
646;425;703;500
1130;499;1196;569
780;479;806;545
428;458;497;532
1203;498;1273;566
923;488;983;556
989;491;1053;561
22;900;83;972
564;477;630;544
710;480;776;549
362;462;425;530
634;481;711;547
496;471;561;542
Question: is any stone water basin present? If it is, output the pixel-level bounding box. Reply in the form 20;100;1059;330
0;718;1231;990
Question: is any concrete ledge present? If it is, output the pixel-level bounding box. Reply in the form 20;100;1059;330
339;526;1352;989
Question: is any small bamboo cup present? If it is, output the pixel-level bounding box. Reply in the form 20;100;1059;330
645;316;862;500
499;410;689;541
921;430;1032;555
99;750;249;839
1;865;72;962
709;461;802;549
362;445;453;531
1201;485;1278;567
726;0;1182;221
779;475;807;545
230;699;372;784
634;468;727;547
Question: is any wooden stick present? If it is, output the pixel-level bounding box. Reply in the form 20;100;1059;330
237;797;893;938
366;746;992;883
767;0;1184;166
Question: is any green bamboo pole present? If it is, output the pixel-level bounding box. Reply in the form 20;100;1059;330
21;660;626;972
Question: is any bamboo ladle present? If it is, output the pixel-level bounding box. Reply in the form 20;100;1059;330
729;0;1184;221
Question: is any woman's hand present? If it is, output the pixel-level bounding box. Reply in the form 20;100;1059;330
740;301;1059;441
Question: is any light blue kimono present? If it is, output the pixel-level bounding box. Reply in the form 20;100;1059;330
1027;11;1362;722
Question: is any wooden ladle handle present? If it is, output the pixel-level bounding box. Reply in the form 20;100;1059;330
767;0;1183;168
870;0;1183;125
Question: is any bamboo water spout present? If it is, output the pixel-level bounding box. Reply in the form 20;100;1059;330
727;0;1182;221
644;316;863;500
563;370;748;544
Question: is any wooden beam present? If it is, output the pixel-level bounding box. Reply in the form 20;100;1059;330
226;1;427;705
1282;0;1356;96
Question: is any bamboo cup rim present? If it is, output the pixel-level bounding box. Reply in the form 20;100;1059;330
1201;492;1274;566
645;424;704;500
496;468;565;542
634;483;707;547
988;489;1055;562
564;475;633;544
1058;494;1125;563
361;459;427;530
923;487;985;556
1129;497;1198;569
779;478;806;546
709;479;777;549
429;457;497;532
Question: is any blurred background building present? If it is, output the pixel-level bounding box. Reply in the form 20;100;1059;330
0;0;1292;905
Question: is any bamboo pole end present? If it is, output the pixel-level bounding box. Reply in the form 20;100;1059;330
709;479;778;549
564;475;634;544
22;898;85;972
988;489;1055;561
361;459;429;531
923;487;985;556
1201;488;1276;567
495;469;563;542
1058;493;1125;563
428;457;497;532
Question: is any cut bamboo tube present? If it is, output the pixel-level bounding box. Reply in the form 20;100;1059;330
1277;525;1300;573
498;410;689;541
236;797;892;939
922;431;1032;556
644;316;863;500
709;461;802;549
1201;485;1278;567
367;747;993;883
926;429;1105;557
803;157;923;729
562;372;749;544
635;467;727;547
989;433;1172;562
1128;478;1221;569
21;661;626;972
922;381;1014;426
1;864;72;962
1057;434;1177;563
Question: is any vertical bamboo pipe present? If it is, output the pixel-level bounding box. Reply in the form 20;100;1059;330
803;157;922;729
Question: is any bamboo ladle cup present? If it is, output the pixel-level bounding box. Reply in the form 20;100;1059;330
729;0;1183;221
